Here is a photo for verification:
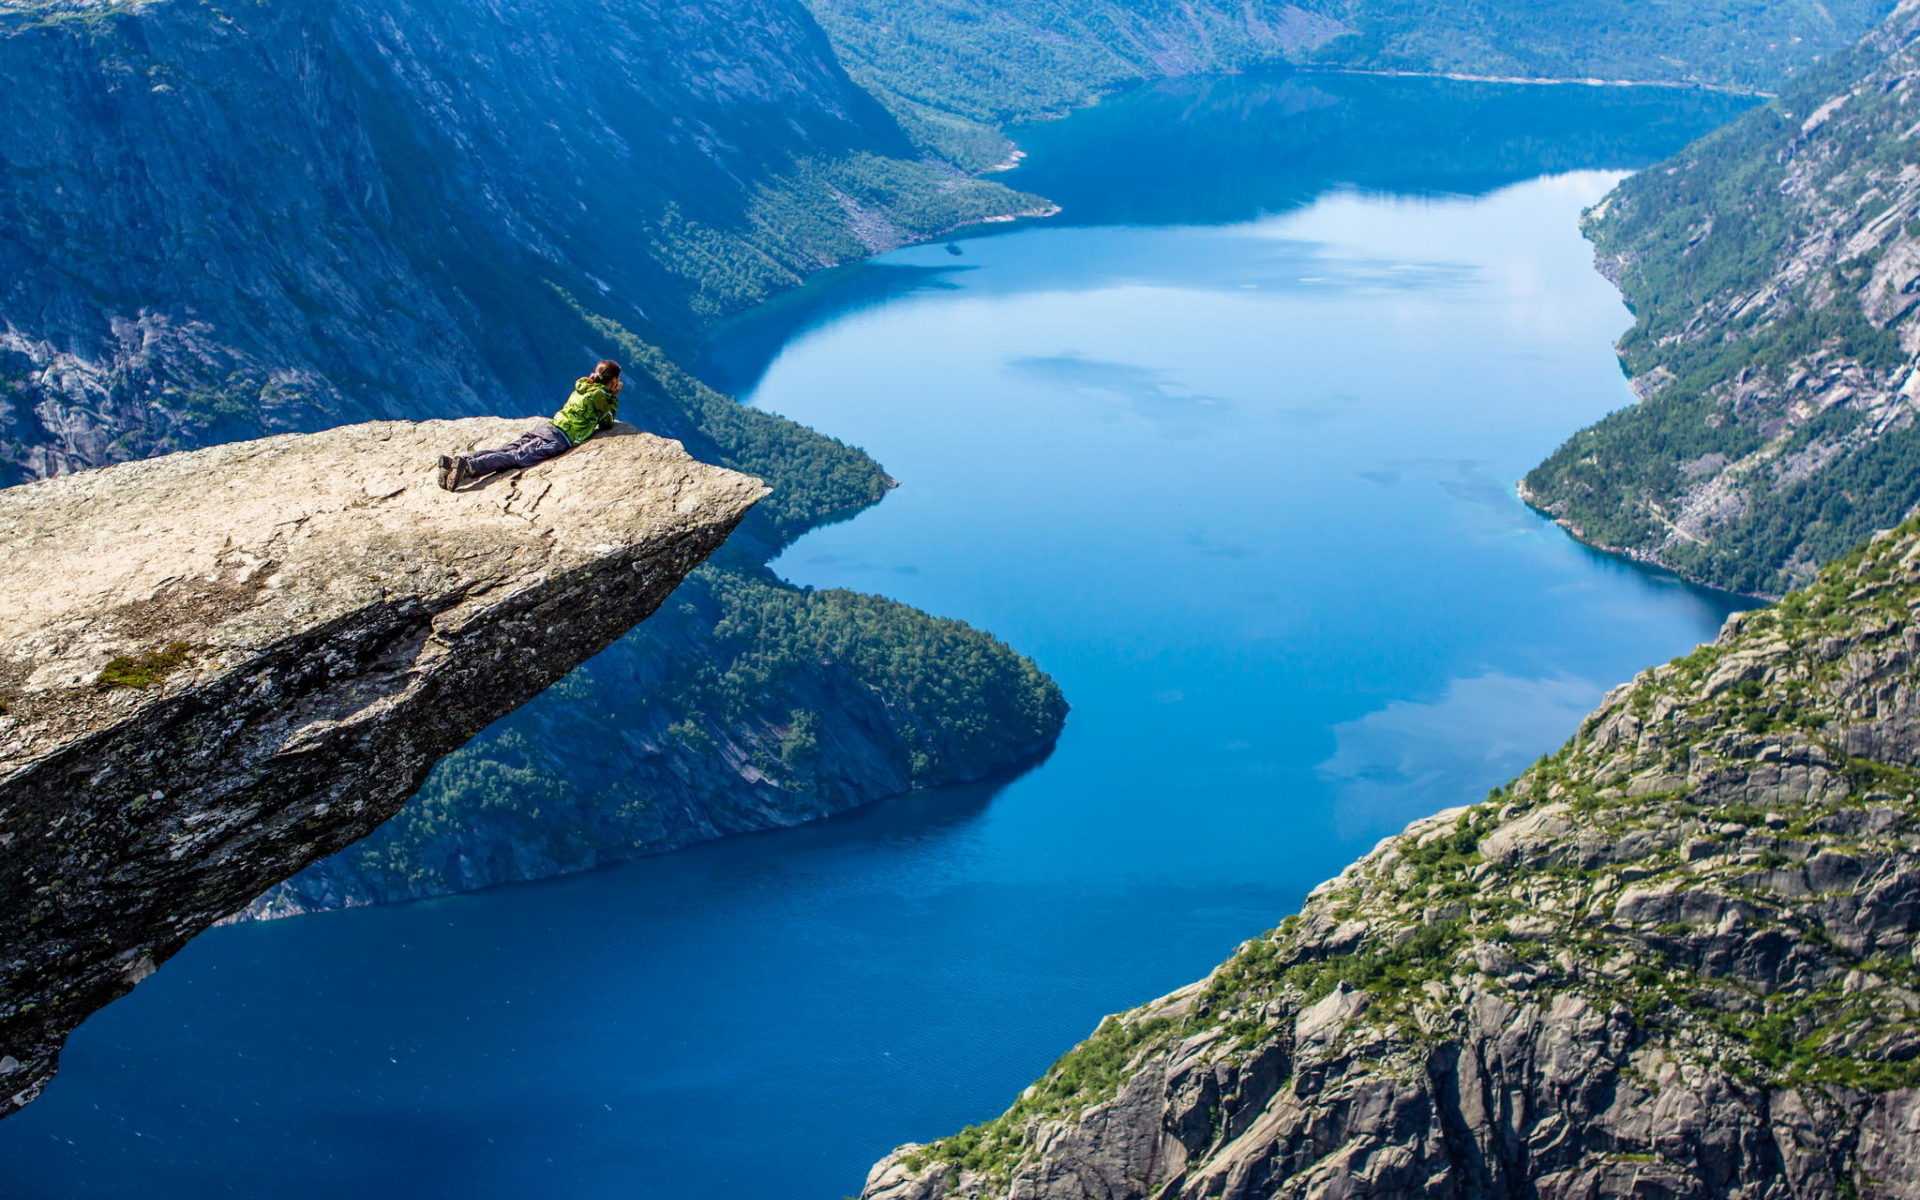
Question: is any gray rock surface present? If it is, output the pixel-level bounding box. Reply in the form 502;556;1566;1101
863;521;1920;1199
1524;0;1920;597
0;417;764;1115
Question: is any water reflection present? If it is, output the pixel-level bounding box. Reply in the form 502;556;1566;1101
698;72;1755;397
1007;353;1237;438
1317;670;1602;835
1010;72;1756;227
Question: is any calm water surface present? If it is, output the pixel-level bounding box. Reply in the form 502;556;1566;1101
2;75;1755;1199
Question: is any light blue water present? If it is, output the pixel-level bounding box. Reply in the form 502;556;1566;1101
0;75;1755;1199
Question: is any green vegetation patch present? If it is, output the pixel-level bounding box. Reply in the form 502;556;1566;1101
903;1013;1183;1181
96;642;193;690
313;562;1067;901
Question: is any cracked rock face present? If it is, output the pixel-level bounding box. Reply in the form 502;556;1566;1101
0;417;764;1115
864;520;1920;1199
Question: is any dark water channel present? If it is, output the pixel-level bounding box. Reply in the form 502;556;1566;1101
0;73;1755;1200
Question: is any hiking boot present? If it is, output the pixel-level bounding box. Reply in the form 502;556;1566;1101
439;454;476;491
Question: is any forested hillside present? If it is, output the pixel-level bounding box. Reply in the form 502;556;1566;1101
1525;0;1920;597
803;0;1894;169
1312;0;1894;90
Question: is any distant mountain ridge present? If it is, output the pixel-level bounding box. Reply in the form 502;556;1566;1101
802;0;1895;169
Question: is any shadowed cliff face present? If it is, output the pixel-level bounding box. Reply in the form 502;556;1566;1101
234;558;1068;918
861;519;1920;1199
0;0;1036;481
0;418;764;1115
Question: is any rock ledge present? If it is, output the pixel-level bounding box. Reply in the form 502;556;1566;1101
0;417;764;1114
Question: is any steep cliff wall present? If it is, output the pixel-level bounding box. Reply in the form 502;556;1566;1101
860;520;1920;1198
1525;0;1920;598
0;0;1038;481
0;418;764;1115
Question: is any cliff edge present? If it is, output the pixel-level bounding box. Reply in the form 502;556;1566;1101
0;418;765;1115
863;519;1920;1198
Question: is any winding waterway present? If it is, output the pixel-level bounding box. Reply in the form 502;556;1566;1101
0;73;1756;1199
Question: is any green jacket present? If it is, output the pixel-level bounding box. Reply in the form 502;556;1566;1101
549;377;619;446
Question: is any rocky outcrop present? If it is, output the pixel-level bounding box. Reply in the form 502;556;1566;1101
1525;0;1920;597
862;519;1920;1198
189;342;1065;921
0;418;764;1115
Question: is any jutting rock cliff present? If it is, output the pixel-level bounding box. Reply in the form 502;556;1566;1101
0;418;764;1116
0;0;1067;919
863;517;1920;1199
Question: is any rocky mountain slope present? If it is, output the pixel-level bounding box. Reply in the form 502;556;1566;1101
0;0;1036;481
0;418;763;1115
1525;0;1920;598
860;518;1920;1198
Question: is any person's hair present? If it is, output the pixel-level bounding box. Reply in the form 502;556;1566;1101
590;360;621;386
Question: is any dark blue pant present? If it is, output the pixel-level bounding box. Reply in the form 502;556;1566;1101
467;421;571;475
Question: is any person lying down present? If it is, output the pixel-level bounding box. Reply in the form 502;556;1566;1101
438;359;623;491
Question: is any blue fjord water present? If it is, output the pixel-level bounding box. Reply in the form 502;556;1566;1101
1;74;1756;1199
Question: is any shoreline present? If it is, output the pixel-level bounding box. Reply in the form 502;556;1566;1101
942;202;1061;232
1514;479;1776;603
1296;64;1774;99
720;62;1766;347
914;63;1768;257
